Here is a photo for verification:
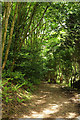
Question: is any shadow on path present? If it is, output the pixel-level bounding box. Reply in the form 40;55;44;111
2;82;80;119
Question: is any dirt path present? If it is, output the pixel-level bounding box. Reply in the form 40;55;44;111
3;82;80;119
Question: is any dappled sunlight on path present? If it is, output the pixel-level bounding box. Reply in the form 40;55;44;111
8;82;80;119
23;103;61;118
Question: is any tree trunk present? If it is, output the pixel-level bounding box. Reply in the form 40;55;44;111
2;3;7;27
18;3;38;51
2;2;12;55
19;4;49;51
10;4;21;72
2;4;18;70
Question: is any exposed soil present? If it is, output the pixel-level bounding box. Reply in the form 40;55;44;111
2;82;80;119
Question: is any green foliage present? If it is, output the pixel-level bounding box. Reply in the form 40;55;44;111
2;2;80;105
2;78;32;104
16;97;24;103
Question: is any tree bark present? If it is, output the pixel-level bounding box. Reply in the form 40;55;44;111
2;4;18;70
2;2;12;55
2;3;7;27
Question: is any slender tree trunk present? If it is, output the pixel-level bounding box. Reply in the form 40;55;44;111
2;2;12;55
2;3;7;27
10;2;31;72
30;5;49;35
18;3;38;51
10;4;21;72
2;4;18;70
19;4;49;51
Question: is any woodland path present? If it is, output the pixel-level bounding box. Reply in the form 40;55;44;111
3;82;80;119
